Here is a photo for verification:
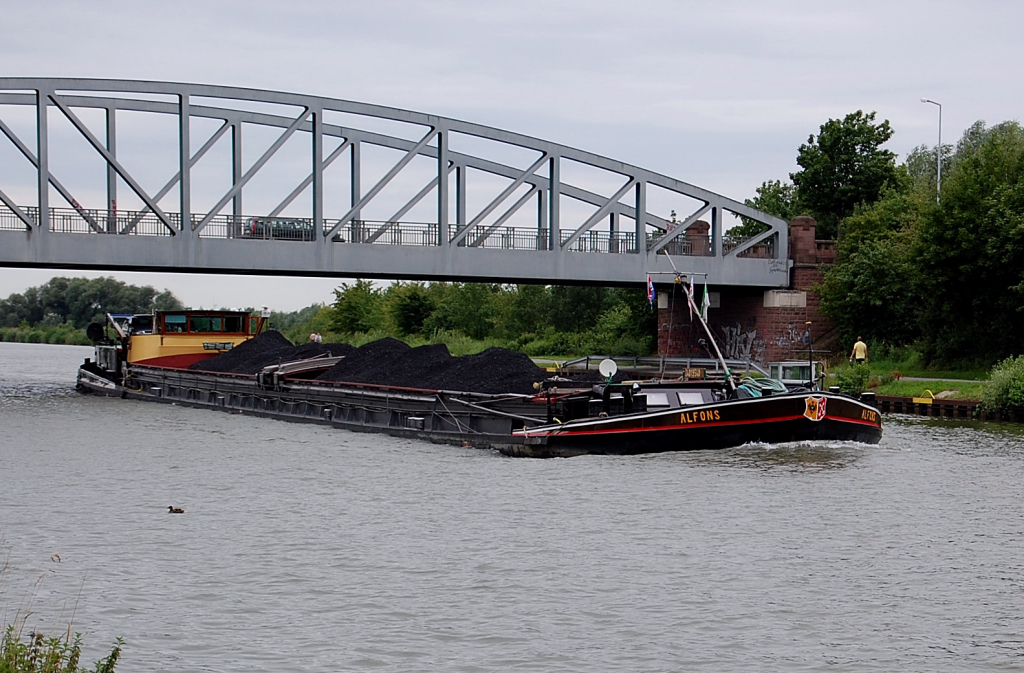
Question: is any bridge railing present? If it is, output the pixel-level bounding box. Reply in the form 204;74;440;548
0;207;30;231
0;206;178;236
724;234;776;258
1;204;776;258
559;230;639;254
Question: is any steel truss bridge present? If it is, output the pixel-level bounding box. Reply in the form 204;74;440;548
0;78;790;287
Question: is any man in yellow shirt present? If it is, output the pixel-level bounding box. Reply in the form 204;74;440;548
849;337;868;365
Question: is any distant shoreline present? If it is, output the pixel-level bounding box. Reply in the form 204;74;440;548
0;325;90;346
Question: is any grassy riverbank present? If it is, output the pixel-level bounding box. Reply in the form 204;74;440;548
859;348;989;381
873;379;987;400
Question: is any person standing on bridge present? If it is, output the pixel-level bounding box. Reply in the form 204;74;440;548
849;337;868;365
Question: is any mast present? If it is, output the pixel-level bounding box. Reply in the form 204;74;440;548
648;256;736;393
682;282;736;393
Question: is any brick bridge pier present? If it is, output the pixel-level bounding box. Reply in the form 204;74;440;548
657;216;836;365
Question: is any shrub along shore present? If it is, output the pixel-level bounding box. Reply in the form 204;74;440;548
0;324;90;345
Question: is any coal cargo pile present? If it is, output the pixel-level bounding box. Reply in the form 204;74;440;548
191;334;546;392
316;338;413;383
222;341;356;375
189;332;356;375
281;341;356;363
317;339;546;395
363;343;455;389
189;330;293;373
429;347;547;394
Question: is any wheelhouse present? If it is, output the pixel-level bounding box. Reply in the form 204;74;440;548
125;310;264;368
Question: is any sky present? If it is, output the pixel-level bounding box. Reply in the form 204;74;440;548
1;0;1021;311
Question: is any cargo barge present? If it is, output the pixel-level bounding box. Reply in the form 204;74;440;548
77;308;882;457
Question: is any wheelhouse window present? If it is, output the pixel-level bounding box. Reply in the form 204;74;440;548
157;311;251;334
130;314;153;334
224;316;243;333
189;316;223;333
163;314;187;333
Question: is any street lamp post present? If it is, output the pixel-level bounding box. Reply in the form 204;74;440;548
920;98;942;203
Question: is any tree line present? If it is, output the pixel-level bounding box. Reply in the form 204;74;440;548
746;111;1024;367
320;281;656;356
0;275;655;357
0;276;184;329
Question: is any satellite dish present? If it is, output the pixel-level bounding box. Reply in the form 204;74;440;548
598;358;618;378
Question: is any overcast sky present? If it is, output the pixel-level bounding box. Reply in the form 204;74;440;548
1;0;1021;310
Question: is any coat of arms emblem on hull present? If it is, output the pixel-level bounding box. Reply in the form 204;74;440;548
804;396;827;422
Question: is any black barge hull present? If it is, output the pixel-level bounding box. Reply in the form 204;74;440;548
509;392;882;457
77;364;882;458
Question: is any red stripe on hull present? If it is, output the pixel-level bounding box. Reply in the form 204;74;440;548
520;413;880;439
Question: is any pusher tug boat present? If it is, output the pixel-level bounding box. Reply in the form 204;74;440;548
506;286;881;457
507;377;881;457
76;300;882;457
77;309;267;393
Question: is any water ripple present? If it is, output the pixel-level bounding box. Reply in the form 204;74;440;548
3;343;1024;671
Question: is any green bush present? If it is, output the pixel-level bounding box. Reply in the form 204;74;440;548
834;363;870;395
0;626;122;673
0;325;90;345
981;355;1024;411
65;332;90;346
519;331;583;357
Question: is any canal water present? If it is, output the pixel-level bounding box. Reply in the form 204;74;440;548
2;342;1023;672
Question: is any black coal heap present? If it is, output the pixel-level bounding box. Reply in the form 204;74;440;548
190;333;546;394
317;340;545;394
188;331;354;375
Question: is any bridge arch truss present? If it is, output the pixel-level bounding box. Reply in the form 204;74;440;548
0;78;790;287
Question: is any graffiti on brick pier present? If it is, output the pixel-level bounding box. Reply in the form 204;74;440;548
720;323;766;362
774;323;807;349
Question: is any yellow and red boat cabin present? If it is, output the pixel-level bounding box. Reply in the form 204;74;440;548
126;310;263;369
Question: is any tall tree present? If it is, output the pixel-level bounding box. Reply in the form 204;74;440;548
491;284;551;340
747;179;799;221
732;179;800;240
913;121;1024;363
329;279;384;334
422;283;498;340
387;283;435;336
791;110;900;239
818;223;922;347
548;286;609;333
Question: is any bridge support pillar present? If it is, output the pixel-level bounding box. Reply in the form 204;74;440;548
656;216;836;366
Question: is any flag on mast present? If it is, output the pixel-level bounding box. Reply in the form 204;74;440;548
701;280;710;322
687;276;695;319
647;275;656;309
